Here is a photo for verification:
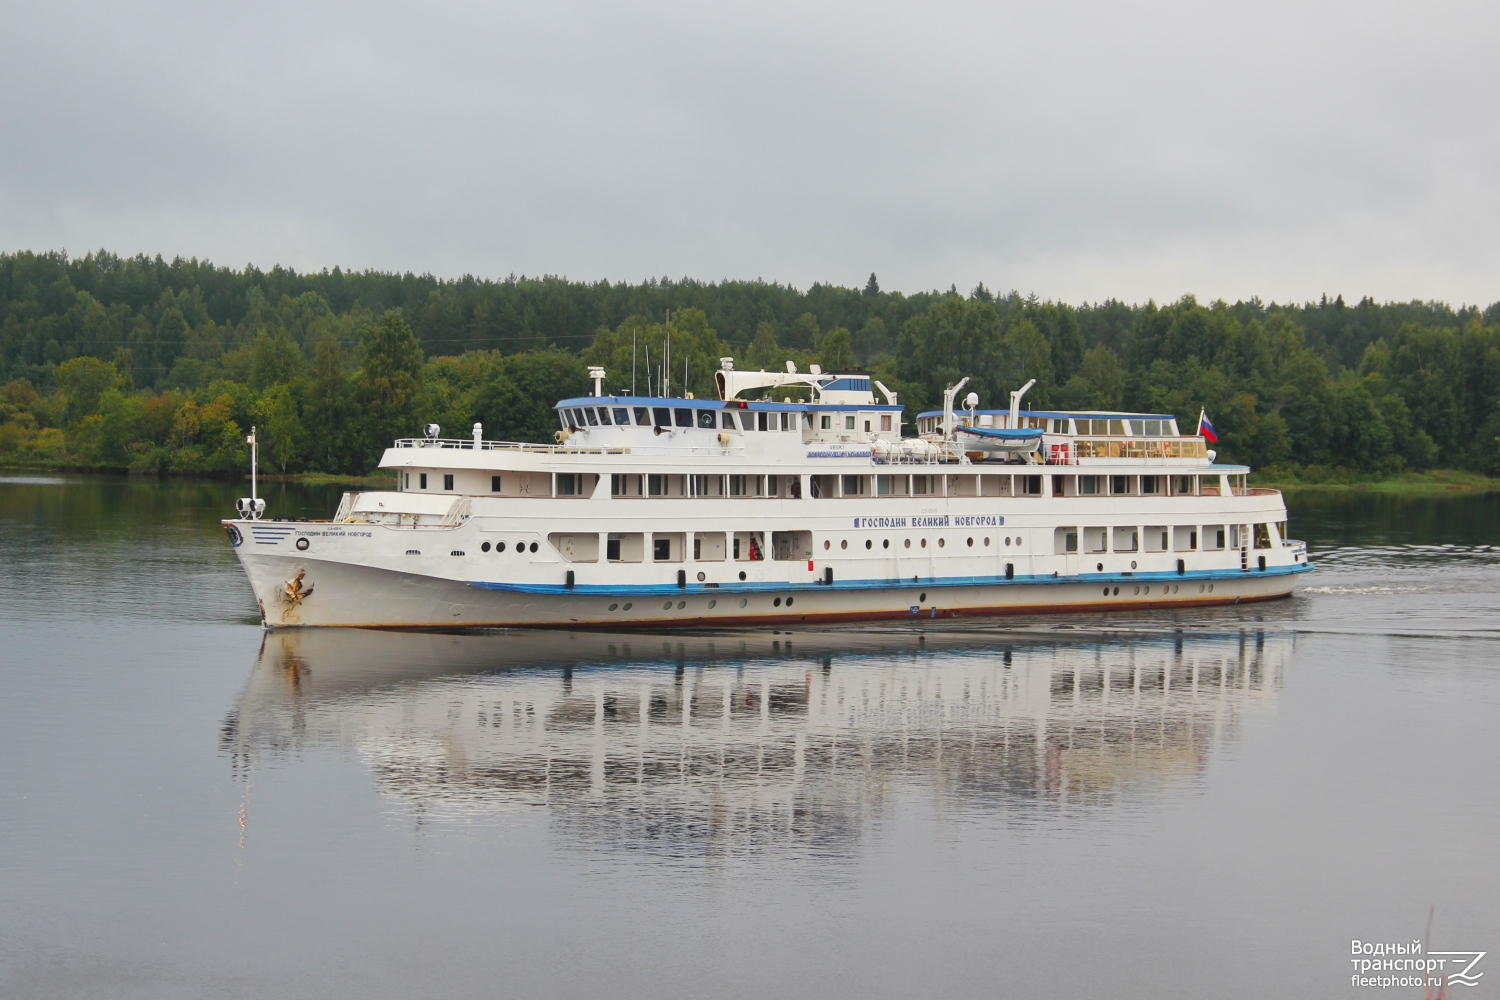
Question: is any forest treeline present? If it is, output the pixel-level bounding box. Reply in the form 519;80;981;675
3;249;1499;480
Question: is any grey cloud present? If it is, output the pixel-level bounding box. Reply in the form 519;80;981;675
1;0;1496;304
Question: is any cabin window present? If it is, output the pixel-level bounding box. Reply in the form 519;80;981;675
1080;475;1101;495
1055;527;1079;554
607;533;643;562
652;407;671;428
419;473;428;490
613;407;630;424
1110;475;1132;495
771;530;813;561
1112;527;1138;552
1019;475;1042;496
441;474;453;490
694;532;726;561
491;476;501;492
556;474;579;496
880;414;892;432
647;474;664;497
863;419;871;432
652;533;684;561
1140;476;1162;495
1144;419;1162;436
842;475;866;496
634;407;650;425
913;475;930;495
404;473;409;489
691;475;724;497
845;415;856;430
1108;419;1125;435
820;415;831;430
1204;525;1226;550
596;407;611;425
1173;476;1196;495
1254;523;1273;549
697;410;716;429
1173;526;1197;551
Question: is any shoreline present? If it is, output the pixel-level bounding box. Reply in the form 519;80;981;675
5;461;1496;495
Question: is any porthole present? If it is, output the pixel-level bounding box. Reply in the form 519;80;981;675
1130;560;1137;569
1103;587;1110;596
786;597;794;607
608;603;619;611
1112;586;1119;596
920;538;928;548
496;542;506;553
1198;584;1205;593
1133;586;1140;595
622;602;633;610
296;537;309;551
1208;583;1214;593
1016;538;1022;548
697;571;706;581
904;539;911;549
1097;563;1103;572
824;540;831;550
739;571;747;581
663;601;673;610
865;539;872;549
884;539;890;549
841;539;848;550
966;537;973;547
739;598;748;608
708;599;717;609
529;542;538;553
517;544;525;556
984;537;990;546
919;592;927;602
677;600;686;610
1143;586;1150;595
774;597;782;607
1004;537;1011;547
937;538;945;548
481;541;491;552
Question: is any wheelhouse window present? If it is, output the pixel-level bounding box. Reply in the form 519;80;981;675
697;409;716;428
653;407;671;428
613;407;631;424
674;408;693;427
634;407;650;425
1254;523;1273;549
595;407;610;425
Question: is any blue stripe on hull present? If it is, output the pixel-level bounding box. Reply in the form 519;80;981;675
466;561;1313;597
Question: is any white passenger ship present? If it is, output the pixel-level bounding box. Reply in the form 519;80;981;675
224;360;1311;628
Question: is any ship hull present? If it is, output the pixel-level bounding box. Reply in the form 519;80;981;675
233;547;1306;630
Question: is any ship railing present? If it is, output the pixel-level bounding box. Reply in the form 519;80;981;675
392;438;631;455
333;492;355;522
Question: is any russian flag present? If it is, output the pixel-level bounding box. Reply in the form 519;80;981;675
1197;408;1219;444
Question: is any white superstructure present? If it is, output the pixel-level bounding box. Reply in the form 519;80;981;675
224;360;1311;628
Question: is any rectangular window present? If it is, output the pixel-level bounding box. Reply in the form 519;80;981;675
1019;475;1042;496
1140;476;1161;495
1174;476;1196;495
841;475;866;496
1080;475;1101;496
613;407;631;425
697;410;716;428
1173;526;1198;551
607;533;643;562
556;474;576;496
596;407;611;425
1145;526;1168;552
913;475;929;495
647;474;664;497
1108;419;1125;435
723;412;736;429
1203;525;1225;550
820;415;832;429
1084;526;1108;553
491;475;501;492
880;414;892;432
1254;523;1273;549
1110;475;1132;495
419;473;428;490
694;532;726;561
443;474;454;491
1112;526;1138;552
633;407;649;425
863;419;871;432
653;407;672;428
1055;527;1079;554
1145;419;1162;436
675;408;693;427
771;530;813;561
781;413;792;431
734;531;765;561
652;533;684;561
844;415;856;430
404;473;409;489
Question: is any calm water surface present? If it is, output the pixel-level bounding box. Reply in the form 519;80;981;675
2;476;1498;998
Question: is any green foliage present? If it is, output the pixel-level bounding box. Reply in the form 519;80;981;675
4;249;1500;480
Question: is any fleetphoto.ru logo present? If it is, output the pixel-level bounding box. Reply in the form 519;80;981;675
1350;939;1485;990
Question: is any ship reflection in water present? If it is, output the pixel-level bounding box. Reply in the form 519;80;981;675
223;626;1288;856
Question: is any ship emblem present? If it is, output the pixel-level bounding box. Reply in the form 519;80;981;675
283;569;314;606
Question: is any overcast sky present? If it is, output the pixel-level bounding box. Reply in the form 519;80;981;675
2;1;1496;305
